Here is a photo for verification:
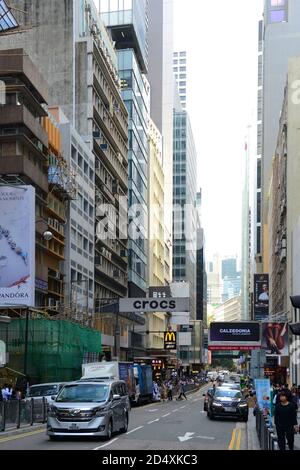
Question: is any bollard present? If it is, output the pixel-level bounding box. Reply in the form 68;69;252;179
16;400;21;429
30;398;34;426
0;402;5;432
42;397;46;424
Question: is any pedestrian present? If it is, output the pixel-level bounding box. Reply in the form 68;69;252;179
2;384;11;401
161;382;167;402
177;381;187;401
167;381;173;401
274;391;299;451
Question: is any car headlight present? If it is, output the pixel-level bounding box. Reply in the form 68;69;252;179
48;407;57;417
94;407;110;417
238;403;248;407
212;401;223;407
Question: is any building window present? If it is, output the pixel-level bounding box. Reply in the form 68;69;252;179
270;0;285;6
270;9;286;22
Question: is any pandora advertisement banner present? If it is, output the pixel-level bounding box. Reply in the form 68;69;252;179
0;186;35;307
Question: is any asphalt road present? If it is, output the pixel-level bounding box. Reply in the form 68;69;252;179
0;387;247;450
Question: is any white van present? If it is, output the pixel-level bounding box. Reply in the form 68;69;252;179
26;382;67;404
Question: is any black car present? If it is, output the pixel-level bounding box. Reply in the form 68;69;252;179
207;387;248;422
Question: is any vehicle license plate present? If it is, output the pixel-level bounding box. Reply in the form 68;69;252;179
225;407;236;412
69;423;80;430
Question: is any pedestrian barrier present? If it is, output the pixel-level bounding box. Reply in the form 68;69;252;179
255;408;279;450
0;398;48;432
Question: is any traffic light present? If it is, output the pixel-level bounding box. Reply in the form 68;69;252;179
289;323;300;336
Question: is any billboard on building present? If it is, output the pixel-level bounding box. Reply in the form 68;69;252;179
0;185;35;307
261;322;289;356
208;322;261;350
254;274;269;320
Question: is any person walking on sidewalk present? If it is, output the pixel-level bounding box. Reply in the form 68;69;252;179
167;382;173;401
177;381;187;401
274;391;299;451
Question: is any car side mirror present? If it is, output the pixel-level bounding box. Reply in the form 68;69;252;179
113;394;121;401
51;395;56;401
203;394;206;397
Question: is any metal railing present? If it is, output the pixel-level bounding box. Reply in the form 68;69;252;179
255;408;279;450
0;398;48;432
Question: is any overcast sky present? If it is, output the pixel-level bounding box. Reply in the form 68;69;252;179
173;0;263;262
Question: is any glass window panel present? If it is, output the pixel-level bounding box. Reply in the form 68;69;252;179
100;0;109;13
270;9;286;22
124;0;132;9
110;0;119;11
270;0;285;6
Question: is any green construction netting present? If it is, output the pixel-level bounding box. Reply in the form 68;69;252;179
0;319;102;384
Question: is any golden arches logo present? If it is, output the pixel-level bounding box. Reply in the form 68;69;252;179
165;331;176;342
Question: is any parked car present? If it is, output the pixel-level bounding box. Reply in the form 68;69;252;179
26;383;67;404
203;387;214;411
47;379;130;440
207;387;248;422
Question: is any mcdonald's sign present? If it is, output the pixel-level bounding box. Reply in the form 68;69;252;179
164;331;177;350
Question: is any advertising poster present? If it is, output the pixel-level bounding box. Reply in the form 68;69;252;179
208;322;261;350
254;378;272;418
0;185;35;307
261;322;289;356
254;274;269;320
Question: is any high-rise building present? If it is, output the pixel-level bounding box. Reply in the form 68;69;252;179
0;49;74;313
255;0;300;272
196;191;207;325
173;51;187;110
266;58;300;384
172;107;197;320
147;118;166;350
99;0;150;298
148;0;174;282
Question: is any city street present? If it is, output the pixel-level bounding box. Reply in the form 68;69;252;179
0;388;247;451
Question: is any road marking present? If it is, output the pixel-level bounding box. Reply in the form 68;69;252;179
178;432;195;442
126;426;144;435
172;409;179;412
147;419;159;424
179;406;186;409
235;429;242;450
148;409;158;412
0;428;46;443
193;399;198;402
162;413;171;418
94;438;119;450
228;429;237;450
197;435;215;440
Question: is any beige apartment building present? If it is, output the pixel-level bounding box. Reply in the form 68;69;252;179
147;119;167;350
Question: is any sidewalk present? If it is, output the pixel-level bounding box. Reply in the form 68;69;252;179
0;423;46;439
247;410;261;450
247;410;300;450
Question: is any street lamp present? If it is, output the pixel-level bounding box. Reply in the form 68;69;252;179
35;218;53;241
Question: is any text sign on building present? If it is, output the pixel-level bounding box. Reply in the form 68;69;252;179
208;322;261;350
119;298;190;313
0;185;35;307
164;331;177;350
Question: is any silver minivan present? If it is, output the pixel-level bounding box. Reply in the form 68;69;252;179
47;379;130;440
